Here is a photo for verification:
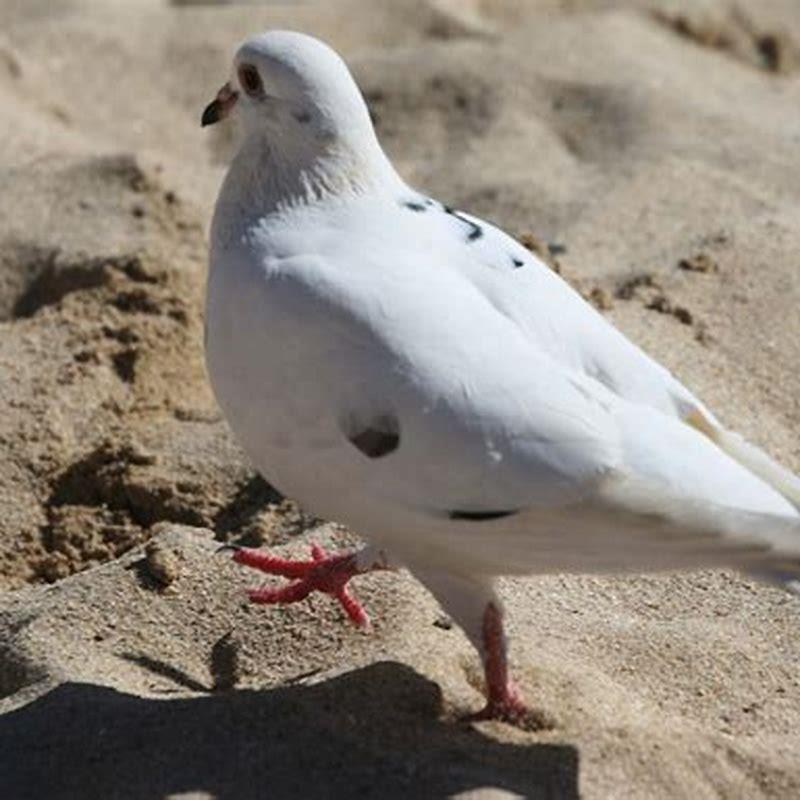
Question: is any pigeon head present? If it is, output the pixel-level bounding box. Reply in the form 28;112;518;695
202;31;377;154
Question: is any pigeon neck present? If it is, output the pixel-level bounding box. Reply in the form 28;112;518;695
221;130;400;218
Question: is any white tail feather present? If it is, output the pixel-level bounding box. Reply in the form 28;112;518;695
598;474;800;589
414;473;800;579
686;410;800;511
713;428;800;511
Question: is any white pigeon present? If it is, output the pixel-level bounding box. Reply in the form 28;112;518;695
203;30;800;724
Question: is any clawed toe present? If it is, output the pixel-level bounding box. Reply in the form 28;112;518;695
231;544;370;628
232;546;318;578
248;581;314;605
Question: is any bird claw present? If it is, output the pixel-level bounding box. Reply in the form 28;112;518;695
215;542;242;555
231;544;370;628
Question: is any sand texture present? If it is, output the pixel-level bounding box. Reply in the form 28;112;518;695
1;1;799;798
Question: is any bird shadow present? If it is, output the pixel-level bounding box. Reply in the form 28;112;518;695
0;661;579;799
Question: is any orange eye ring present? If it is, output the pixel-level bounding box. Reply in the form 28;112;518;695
238;63;263;97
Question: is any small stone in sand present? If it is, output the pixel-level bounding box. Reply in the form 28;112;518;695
588;286;614;311
144;540;180;587
518;232;562;274
646;294;694;325
615;273;660;300
679;253;718;273
211;632;241;691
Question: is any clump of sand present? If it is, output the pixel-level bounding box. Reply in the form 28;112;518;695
0;1;799;798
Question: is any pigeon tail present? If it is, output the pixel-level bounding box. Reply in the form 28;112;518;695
687;411;800;512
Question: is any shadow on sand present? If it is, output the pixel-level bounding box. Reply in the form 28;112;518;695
0;661;578;799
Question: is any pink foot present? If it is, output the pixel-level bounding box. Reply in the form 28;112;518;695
231;544;370;627
465;602;552;730
467;680;529;725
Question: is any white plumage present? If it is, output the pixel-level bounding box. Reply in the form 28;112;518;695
203;30;800;722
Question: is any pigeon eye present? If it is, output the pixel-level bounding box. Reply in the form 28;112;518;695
238;64;263;97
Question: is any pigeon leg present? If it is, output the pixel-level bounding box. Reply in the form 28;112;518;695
411;569;532;725
231;543;391;628
467;601;528;723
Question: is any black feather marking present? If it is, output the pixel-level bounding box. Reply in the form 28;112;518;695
511;257;524;268
402;200;428;212
443;205;484;242
347;420;400;459
448;509;519;521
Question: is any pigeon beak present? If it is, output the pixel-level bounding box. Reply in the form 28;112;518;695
201;82;238;127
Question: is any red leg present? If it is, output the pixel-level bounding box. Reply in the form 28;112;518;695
230;543;384;628
468;602;529;724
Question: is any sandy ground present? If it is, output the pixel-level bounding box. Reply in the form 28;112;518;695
1;1;799;797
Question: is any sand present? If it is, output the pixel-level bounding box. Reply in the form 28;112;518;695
0;1;799;797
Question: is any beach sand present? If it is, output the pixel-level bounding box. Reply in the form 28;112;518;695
0;1;799;797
